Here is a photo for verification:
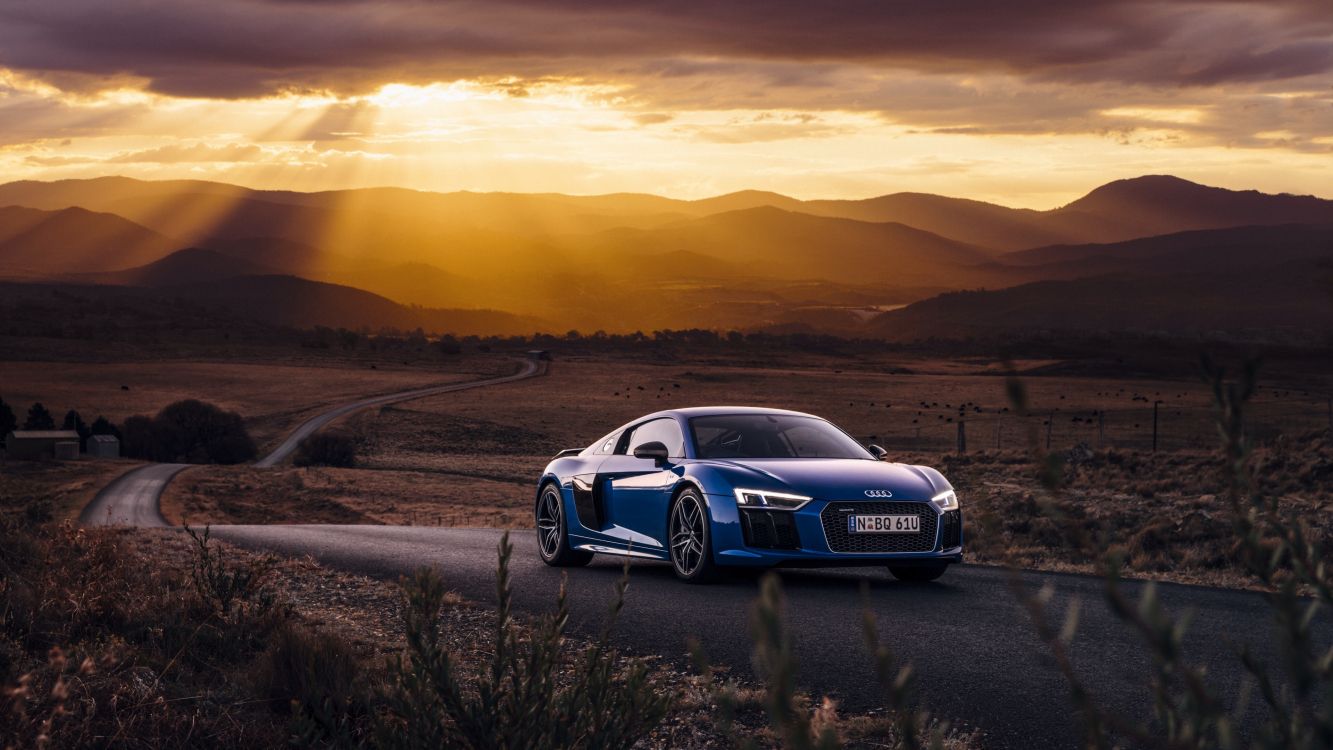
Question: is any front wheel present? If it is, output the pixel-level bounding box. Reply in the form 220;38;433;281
536;483;593;567
888;563;948;582
669;489;718;583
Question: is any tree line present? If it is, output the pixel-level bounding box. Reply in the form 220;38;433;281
0;396;255;464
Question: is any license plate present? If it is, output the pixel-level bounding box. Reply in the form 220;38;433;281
849;514;920;534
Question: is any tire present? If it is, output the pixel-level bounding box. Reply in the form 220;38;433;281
668;488;718;583
536;483;593;567
888;563;949;582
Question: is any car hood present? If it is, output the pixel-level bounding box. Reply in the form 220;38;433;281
700;458;947;501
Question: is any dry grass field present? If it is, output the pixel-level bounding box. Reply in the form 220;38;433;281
0;459;142;521
154;353;1332;590
0;354;517;450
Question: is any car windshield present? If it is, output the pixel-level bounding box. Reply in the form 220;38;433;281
689;414;873;460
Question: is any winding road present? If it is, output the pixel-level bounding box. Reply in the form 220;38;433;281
81;358;541;528
79;355;1329;749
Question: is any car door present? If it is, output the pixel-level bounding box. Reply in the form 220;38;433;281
596;417;685;556
563;431;619;544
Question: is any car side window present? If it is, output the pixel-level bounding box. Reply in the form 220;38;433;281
622;418;685;458
592;431;620;455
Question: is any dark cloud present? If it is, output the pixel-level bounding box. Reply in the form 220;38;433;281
0;0;1328;99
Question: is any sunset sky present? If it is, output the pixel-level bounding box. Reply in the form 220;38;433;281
1;0;1330;207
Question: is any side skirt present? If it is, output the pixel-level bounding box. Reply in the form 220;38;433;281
571;543;668;560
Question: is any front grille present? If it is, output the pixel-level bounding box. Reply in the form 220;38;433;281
820;501;938;553
741;509;801;550
940;510;962;549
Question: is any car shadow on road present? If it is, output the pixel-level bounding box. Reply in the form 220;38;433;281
571;557;966;597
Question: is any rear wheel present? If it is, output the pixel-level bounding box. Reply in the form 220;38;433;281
888;563;949;582
669;489;718;583
536;483;593;567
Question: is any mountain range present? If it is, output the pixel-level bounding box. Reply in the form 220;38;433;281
0;174;1330;341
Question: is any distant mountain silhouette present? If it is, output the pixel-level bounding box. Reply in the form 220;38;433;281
5;175;1330;261
0;205;176;274
586;206;994;286
797;193;1062;250
975;224;1333;284
85;247;280;286
168;274;542;335
1046;175;1333;240
871;260;1333;341
2;174;1331;337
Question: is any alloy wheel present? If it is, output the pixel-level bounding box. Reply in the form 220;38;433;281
670;494;707;576
537;486;563;559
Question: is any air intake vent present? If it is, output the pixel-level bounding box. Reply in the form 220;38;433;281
940;510;962;550
741;509;801;550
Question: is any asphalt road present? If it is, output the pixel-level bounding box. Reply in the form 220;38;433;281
81;358;544;529
256;359;541;467
77;355;1328;748
79;462;188;527
205;526;1323;749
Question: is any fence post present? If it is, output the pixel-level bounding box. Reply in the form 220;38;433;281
957;420;966;454
1045;412;1053;451
1152;401;1160;452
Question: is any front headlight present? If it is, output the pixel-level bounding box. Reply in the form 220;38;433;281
931;489;958;511
733;488;812;511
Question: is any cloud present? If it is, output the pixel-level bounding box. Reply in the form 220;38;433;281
103;142;265;163
631;112;674;126
0;0;1328;99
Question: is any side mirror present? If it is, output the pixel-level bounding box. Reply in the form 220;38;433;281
632;441;670;465
868;444;888;460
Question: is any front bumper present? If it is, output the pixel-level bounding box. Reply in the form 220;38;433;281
709;495;963;567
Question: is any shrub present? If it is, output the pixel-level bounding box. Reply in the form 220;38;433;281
152;399;256;464
22;403;54;431
0;396;15;437
1008;357;1333;750
60;411;89;449
183;524;276;621
294;431;357;468
258;621;370;746
88;416;121;442
119;401;257;464
0;522;291;748
695;574;942;750
375;532;671;749
119;415;156;460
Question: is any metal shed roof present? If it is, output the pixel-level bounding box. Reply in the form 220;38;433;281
9;430;81;440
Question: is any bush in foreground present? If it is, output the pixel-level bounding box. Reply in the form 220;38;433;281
368;533;672;749
0;520;290;748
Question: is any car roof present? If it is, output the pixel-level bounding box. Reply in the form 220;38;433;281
643;406;823;420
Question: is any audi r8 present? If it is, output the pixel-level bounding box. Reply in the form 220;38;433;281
534;407;963;583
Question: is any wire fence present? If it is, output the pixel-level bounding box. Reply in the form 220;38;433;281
860;395;1333;455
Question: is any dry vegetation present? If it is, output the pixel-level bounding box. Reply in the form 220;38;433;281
0;354;513;450
0;516;978;750
0;460;142;522
161;355;1331;590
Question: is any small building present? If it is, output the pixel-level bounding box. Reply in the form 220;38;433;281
4;430;82;460
87;434;121;459
526;349;552;361
53;441;80;461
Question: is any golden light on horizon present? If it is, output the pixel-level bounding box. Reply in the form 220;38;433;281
2;72;1331;208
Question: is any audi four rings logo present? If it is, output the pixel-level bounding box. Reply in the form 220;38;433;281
864;489;894;498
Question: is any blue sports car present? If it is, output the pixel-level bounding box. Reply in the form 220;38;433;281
534;407;963;583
